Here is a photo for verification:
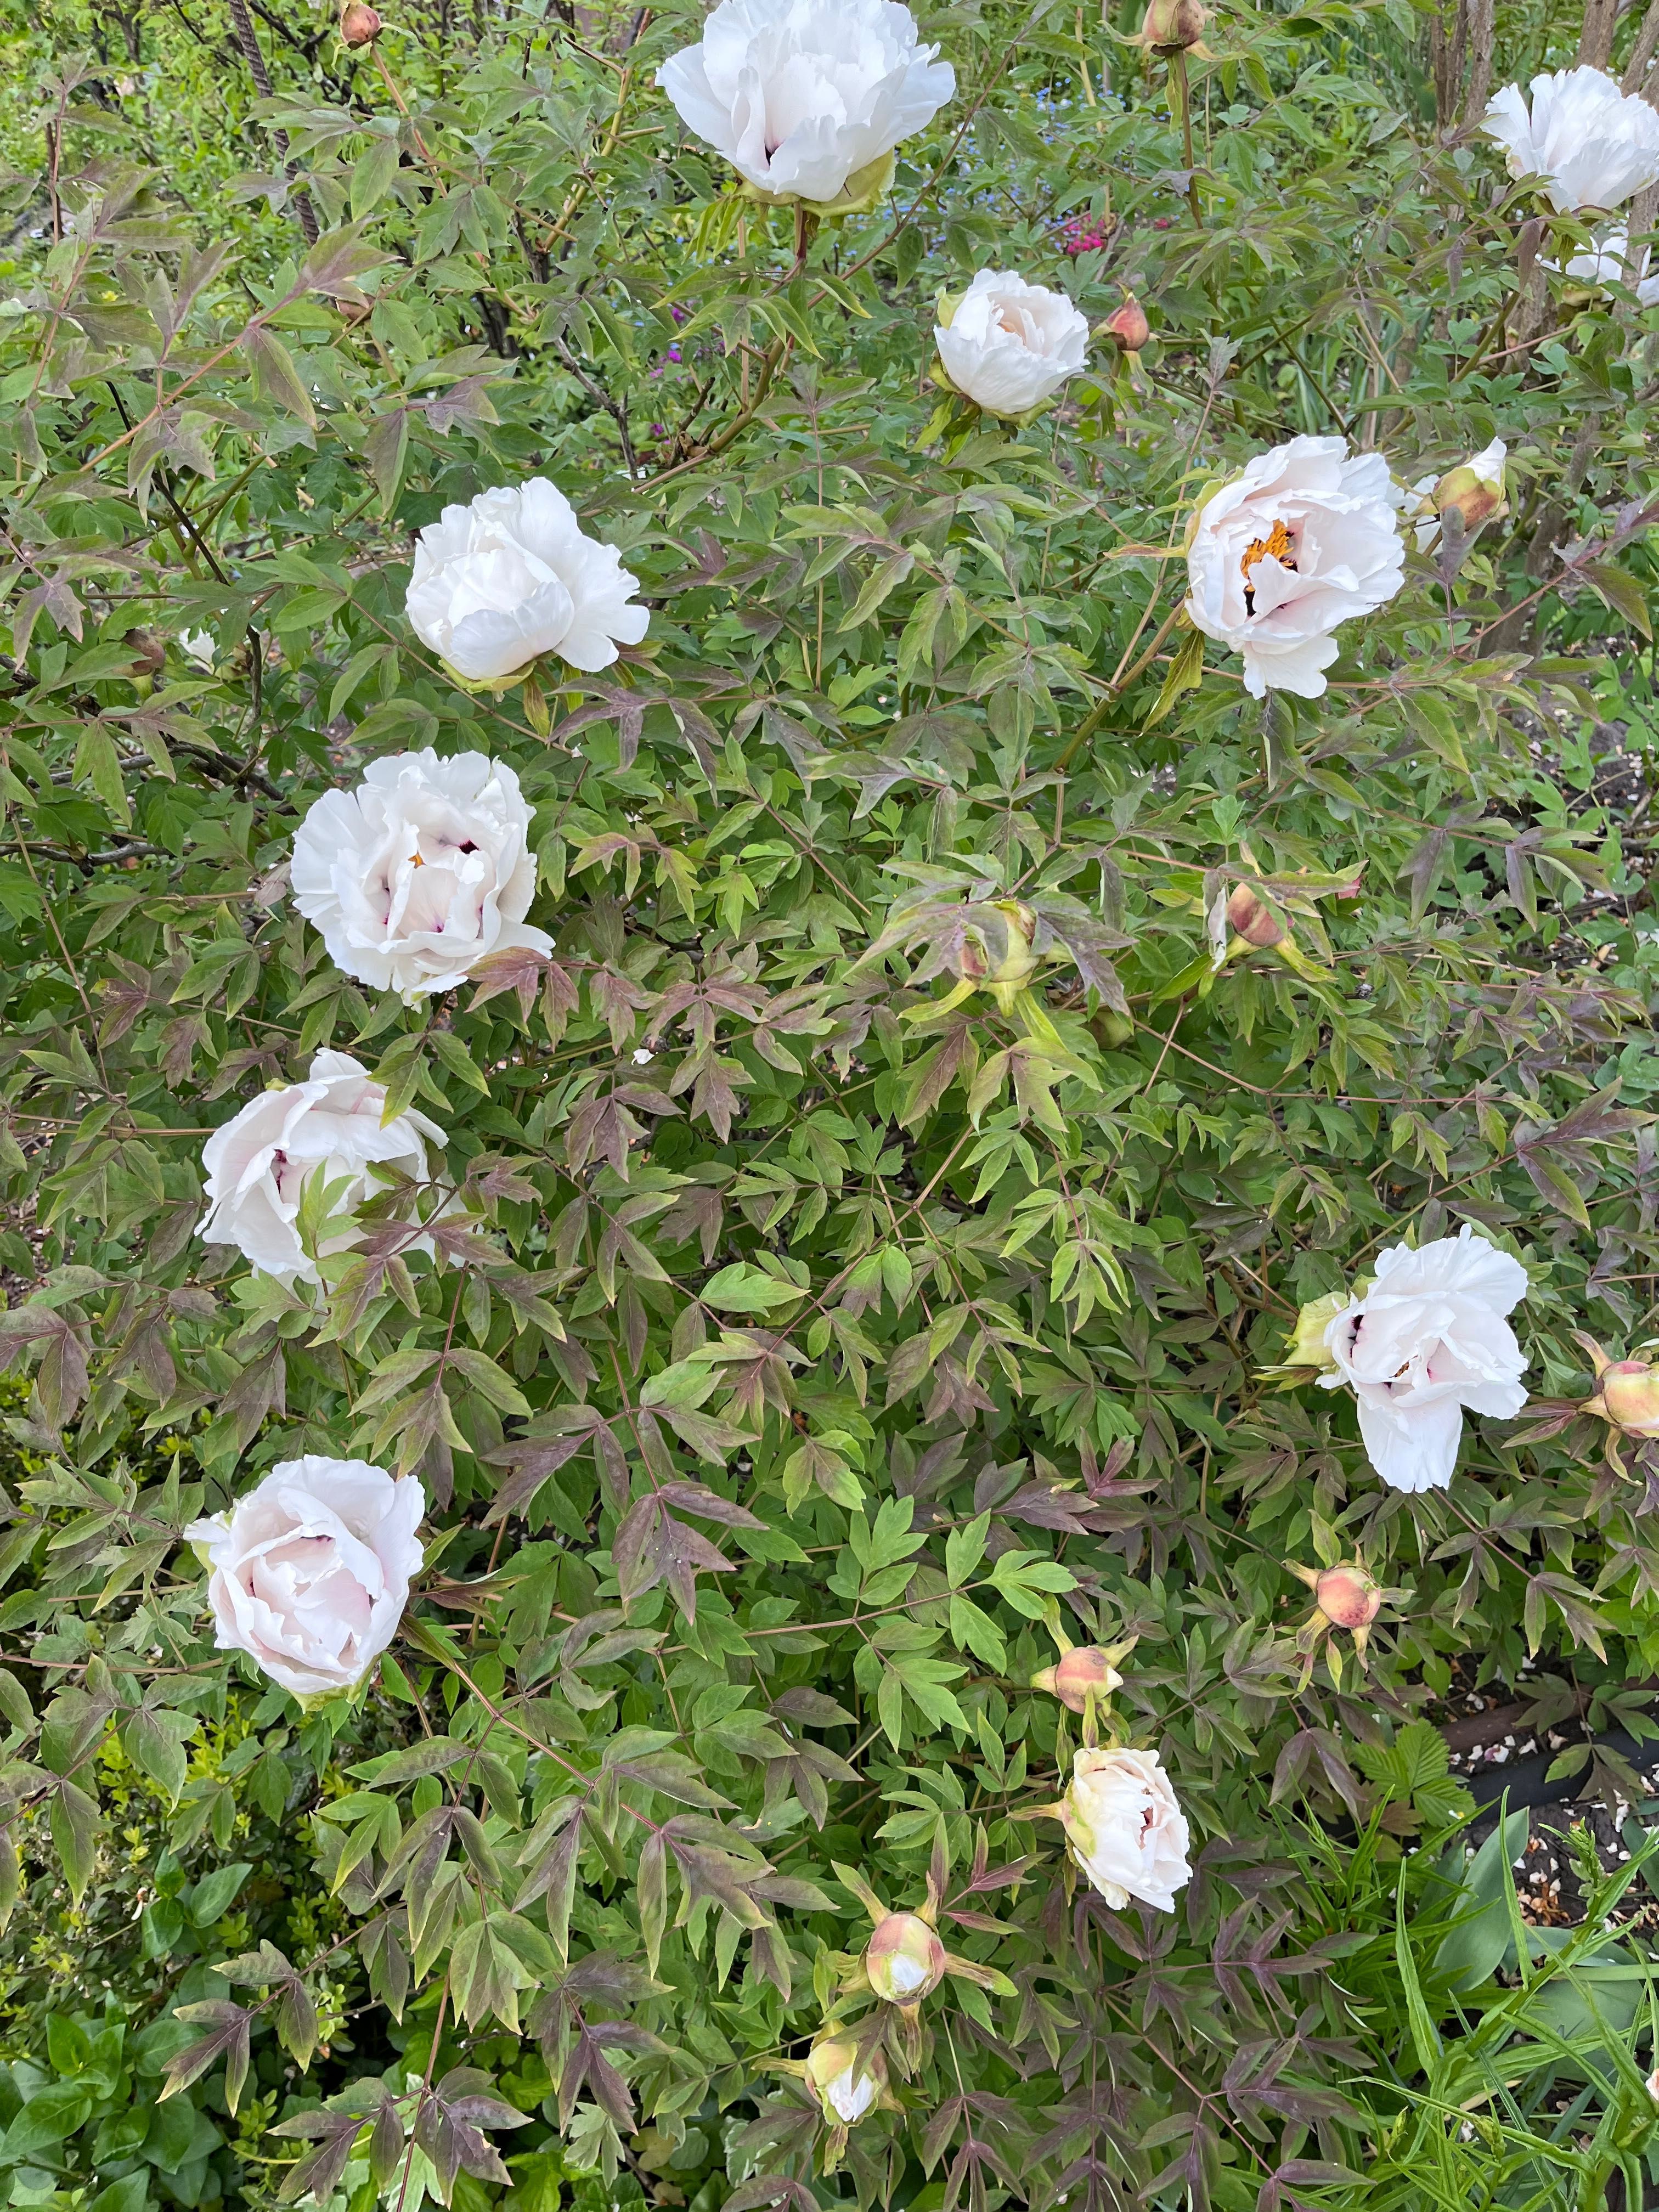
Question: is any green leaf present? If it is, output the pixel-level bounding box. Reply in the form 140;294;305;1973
698;1263;805;1313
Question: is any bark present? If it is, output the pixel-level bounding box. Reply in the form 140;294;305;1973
1577;0;1621;71
1622;0;1659;98
225;0;319;245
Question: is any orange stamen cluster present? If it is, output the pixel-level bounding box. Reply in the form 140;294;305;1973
1240;517;1296;613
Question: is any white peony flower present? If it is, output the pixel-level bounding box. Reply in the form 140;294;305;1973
1056;1745;1191;1913
1317;1225;1530;1493
405;479;648;686
1482;66;1659;213
199;1049;446;1284
178;629;216;668
1184;433;1405;699
1550;225;1659;306
935;268;1090;417
656;0;954;211
291;748;552;1002
185;1457;424;1698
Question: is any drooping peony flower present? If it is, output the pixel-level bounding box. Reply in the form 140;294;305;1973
1052;1745;1191;1912
291;749;552;1002
1551;225;1659;306
199;1049;446;1284
405;479;648;686
1410;439;1508;551
1317;1225;1530;1492
804;2036;887;2125
1482;66;1659;213
186;1457;424;1698
655;0;954;212
178;628;216;668
1184;434;1405;699
865;1910;946;2002
934;269;1090;417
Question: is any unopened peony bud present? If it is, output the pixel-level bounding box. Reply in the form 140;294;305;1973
1032;1645;1124;1713
1584;1357;1659;1438
961;899;1040;1012
865;1910;946;2003
1647;2063;1659;2105
1104;296;1150;352
1314;1563;1381;1632
1142;0;1206;46
1282;1290;1347;1374
1433;439;1506;534
124;628;165;678
805;2036;886;2125
341;1;382;42
1226;882;1284;949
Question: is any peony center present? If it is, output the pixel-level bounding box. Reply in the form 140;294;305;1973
1240;517;1297;614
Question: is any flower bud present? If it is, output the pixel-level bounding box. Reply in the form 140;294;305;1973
1142;0;1206;46
1031;1645;1124;1713
960;899;1040;1011
341;2;382;43
1647;2063;1659;2106
1226;881;1284;949
805;2036;886;2125
1282;1290;1347;1374
865;1910;946;2004
1314;1563;1381;1632
1104;296;1150;352
123;628;165;679
1433;439;1506;534
1584;1358;1659;1438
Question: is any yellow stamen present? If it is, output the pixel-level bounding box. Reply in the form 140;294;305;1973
1241;517;1295;584
1240;517;1296;616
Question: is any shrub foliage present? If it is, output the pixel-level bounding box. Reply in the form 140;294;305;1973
3;0;1659;2208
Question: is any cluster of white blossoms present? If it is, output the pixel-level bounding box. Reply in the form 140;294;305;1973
181;2;1590;2061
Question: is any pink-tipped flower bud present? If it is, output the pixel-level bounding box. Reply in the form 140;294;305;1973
1142;0;1206;46
1585;1360;1659;1438
1031;1645;1124;1713
341;2;382;42
1105;296;1150;352
805;2036;886;2125
1226;882;1285;949
865;1911;946;2004
1314;1564;1382;1632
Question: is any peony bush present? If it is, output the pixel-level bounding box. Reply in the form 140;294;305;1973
3;0;1659;2205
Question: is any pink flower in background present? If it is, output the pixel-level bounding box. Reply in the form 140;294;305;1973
1061;213;1111;256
